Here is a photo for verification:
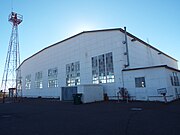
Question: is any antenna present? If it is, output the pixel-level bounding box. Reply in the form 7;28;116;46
147;38;149;44
1;12;23;103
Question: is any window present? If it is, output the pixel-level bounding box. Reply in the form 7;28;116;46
25;75;31;89
135;77;146;88
106;52;115;83
48;79;58;88
48;68;58;88
92;56;99;84
98;54;106;83
92;52;115;84
66;61;80;86
17;76;22;91
170;76;174;85
16;70;22;91
35;71;43;89
171;72;180;86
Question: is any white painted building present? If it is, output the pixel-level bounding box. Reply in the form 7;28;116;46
18;28;180;102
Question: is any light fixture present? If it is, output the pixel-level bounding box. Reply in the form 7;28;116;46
122;41;126;44
131;38;136;42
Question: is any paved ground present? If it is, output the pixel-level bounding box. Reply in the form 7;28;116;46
0;98;180;135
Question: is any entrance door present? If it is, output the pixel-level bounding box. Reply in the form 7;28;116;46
62;86;77;101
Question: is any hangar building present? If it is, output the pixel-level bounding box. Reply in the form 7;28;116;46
17;28;180;102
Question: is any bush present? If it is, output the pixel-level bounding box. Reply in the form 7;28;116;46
118;87;130;100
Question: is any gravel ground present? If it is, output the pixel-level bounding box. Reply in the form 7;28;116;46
0;98;180;135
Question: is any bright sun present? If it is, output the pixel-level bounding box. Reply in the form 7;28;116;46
72;22;97;35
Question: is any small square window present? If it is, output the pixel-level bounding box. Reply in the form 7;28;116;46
135;77;146;88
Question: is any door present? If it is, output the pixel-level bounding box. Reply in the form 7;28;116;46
62;86;77;101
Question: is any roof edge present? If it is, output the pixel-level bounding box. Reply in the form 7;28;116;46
122;65;180;72
19;27;177;68
18;28;122;68
118;29;177;62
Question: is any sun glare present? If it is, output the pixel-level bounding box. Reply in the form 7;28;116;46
71;22;97;35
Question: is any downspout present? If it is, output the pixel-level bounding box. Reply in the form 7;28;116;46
121;70;125;88
120;27;129;94
124;27;130;68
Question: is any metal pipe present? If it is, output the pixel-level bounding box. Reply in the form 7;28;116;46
124;27;130;67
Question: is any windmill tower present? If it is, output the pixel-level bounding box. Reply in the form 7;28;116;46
1;12;23;102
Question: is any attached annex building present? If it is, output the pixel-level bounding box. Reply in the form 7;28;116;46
18;28;180;102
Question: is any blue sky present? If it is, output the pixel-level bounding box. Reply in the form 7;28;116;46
0;0;180;82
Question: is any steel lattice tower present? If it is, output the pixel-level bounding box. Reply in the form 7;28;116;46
1;12;23;100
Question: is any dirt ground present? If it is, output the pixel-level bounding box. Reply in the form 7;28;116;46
0;98;180;135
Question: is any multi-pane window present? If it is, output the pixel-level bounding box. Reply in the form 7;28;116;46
48;68;58;88
25;75;31;89
170;72;180;86
35;71;43;89
66;61;80;86
98;54;106;83
17;76;22;91
92;52;115;84
106;52;115;83
135;77;146;88
92;57;99;84
16;70;22;91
